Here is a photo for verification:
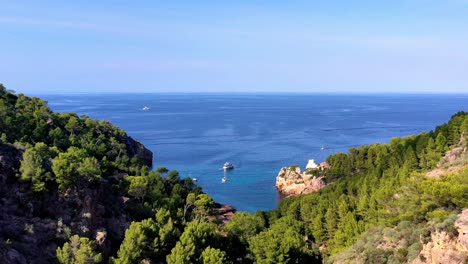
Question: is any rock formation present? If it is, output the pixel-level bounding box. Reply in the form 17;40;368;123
412;209;468;264
276;166;326;197
0;142;148;263
122;135;153;167
427;136;467;178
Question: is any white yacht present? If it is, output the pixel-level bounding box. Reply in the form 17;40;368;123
223;162;234;170
142;106;150;111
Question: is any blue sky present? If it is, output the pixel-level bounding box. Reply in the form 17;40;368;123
1;1;467;94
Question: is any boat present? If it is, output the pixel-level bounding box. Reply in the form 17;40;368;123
192;178;197;182
221;176;227;183
142;106;150;111
223;162;234;170
321;146;325;151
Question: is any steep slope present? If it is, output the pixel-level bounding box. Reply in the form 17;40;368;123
272;111;468;262
1;84;467;263
0;142;132;262
0;84;155;263
412;209;468;264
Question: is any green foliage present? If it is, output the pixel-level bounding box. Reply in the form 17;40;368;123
4;87;468;263
156;166;169;173
127;176;148;203
249;216;320;264
166;221;220;264
114;219;157;264
201;246;229;264
329;221;428;263
0;87;141;177
289;164;299;170
19;142;58;192
52;147;101;189
276;111;468;260
116;209;181;264
193;194;215;219
433;213;459;234
56;235;102;264
224;211;265;244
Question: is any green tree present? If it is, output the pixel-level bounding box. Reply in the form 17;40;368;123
325;207;338;240
311;215;326;244
19;142;57;192
425;138;439;169
201;246;229;264
183;193;197;222
194;194;215;218
435;133;448;155
114;219;158;264
52;147;101;189
154;208;180;257
224;212;265;244
56;235;102;264
249;217;315;264
166;221;219;264
156;166;169;174
127;176;148;204
403;146;418;170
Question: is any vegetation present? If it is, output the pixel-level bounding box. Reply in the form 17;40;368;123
56;235;102;264
270;111;468;262
1;84;467;263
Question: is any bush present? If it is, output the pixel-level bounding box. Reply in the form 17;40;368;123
289;165;299;170
407;242;423;261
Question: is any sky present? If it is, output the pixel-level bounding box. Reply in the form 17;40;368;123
1;1;468;94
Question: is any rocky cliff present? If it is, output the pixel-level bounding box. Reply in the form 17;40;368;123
122;135;153;167
276;166;326;197
412;209;468;264
0;143;132;263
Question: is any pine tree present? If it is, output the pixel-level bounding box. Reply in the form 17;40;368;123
201;247;229;264
56;235;102;264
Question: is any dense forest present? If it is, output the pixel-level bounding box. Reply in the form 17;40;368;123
0;84;467;263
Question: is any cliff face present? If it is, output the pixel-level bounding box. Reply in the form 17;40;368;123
122;135;153;167
0;143;22;183
412;209;468;264
276;167;326;197
0;143;130;263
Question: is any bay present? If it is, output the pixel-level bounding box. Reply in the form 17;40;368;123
39;93;468;212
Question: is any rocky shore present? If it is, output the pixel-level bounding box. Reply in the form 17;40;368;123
275;165;327;197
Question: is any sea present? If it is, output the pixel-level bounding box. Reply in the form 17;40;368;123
39;93;468;212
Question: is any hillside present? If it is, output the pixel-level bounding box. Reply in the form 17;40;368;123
0;84;467;263
272;112;468;263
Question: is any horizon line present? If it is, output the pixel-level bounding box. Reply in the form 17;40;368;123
29;91;468;96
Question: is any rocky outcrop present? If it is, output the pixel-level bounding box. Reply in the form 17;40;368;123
276;166;326;197
0;143;22;182
427;136;467;178
0;143;131;263
412;209;468;264
122;135;153;167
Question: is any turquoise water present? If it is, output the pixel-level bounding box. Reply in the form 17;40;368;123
41;93;468;212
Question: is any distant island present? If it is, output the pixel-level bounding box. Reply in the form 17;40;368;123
0;84;467;263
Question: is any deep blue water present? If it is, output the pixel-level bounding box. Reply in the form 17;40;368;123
39;93;468;212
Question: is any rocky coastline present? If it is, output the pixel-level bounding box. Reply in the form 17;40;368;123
275;162;328;197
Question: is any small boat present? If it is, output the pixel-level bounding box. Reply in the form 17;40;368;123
192;178;197;182
221;176;227;183
223;162;234;170
321;146;325;151
142;106;151;111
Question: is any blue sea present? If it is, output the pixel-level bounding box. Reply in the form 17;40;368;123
40;93;468;212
